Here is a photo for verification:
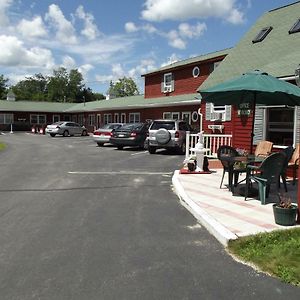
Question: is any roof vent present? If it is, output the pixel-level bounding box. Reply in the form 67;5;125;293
289;18;300;34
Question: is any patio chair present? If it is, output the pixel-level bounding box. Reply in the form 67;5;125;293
279;145;294;192
217;145;247;189
288;143;299;185
254;140;273;157
245;152;286;205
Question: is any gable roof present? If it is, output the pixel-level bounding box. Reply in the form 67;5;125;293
141;48;230;77
199;1;300;90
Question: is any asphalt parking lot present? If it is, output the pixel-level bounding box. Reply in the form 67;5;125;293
0;133;299;300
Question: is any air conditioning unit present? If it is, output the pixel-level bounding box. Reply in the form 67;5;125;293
163;86;172;93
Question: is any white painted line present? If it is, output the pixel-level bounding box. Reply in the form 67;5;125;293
68;171;172;175
131;151;148;156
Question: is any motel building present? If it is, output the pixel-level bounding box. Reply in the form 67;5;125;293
1;2;300;184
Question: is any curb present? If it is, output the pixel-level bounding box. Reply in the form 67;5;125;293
172;170;238;246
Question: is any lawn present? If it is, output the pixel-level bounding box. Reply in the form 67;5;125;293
228;228;300;286
0;141;6;151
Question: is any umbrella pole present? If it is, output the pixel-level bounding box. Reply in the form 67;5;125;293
250;96;256;154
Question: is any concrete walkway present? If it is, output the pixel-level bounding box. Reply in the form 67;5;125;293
172;163;299;246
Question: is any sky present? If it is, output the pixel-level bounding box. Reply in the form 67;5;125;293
0;0;296;95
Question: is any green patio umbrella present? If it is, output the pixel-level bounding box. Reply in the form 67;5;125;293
199;69;300;152
199;70;300;106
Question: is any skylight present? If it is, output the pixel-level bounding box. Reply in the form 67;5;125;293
252;26;273;43
289;18;300;34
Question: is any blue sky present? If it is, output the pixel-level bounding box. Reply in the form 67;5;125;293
0;0;295;95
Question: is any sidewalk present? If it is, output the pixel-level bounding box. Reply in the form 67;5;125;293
172;162;299;246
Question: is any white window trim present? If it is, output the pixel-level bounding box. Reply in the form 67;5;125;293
182;112;191;124
0;113;14;124
163;72;172;88
120;113;126;123
30;114;46;124
88;114;95;126
114;113;119;123
129;112;140;123
97;114;101;127
211;104;226;121
104;113;112;124
53;115;60;123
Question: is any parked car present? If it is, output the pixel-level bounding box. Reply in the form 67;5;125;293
110;122;149;150
92;123;124;146
147;119;193;154
45;121;88;137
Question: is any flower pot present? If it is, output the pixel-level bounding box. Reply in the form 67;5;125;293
272;204;298;226
187;160;196;172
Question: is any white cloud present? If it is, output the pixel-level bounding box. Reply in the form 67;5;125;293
62;55;76;69
79;64;94;78
167;30;186;49
17;16;47;39
0;0;13;27
178;22;206;39
0;35;54;68
128;58;156;77
45;4;77;44
125;22;139;33
141;0;245;24
75;5;99;40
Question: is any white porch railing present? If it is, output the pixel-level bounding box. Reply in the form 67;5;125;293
185;132;233;159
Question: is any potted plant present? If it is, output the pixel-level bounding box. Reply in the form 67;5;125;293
184;155;197;172
272;193;298;226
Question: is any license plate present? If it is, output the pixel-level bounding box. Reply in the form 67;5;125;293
118;134;125;137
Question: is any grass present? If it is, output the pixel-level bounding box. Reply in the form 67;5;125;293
0;142;6;151
227;228;300;286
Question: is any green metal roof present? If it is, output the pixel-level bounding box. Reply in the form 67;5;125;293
0;93;201;113
0;100;74;112
142;48;231;76
65;93;200;112
199;1;300;90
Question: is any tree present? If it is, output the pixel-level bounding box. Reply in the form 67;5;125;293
107;77;139;98
47;67;69;102
12;73;48;101
0;75;9;100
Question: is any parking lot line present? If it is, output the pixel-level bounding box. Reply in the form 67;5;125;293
131;151;148;156
68;171;173;175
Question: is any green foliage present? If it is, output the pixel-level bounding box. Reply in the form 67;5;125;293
107;77;139;98
8;68;105;103
228;228;300;285
0;75;9;100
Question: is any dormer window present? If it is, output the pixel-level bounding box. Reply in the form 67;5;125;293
289;18;300;34
252;26;272;43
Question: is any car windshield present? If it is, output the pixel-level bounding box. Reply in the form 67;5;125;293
119;123;143;131
101;124;121;130
52;122;64;125
151;122;175;130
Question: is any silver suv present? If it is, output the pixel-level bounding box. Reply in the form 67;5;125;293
147;119;193;154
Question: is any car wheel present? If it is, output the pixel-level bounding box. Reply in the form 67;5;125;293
97;142;104;147
117;145;123;150
82;130;88;136
148;146;156;154
50;133;56;137
155;129;171;144
63;130;69;137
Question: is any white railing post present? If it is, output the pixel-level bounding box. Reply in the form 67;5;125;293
185;131;190;159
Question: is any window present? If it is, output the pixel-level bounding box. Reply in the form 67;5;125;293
0;113;13;124
162;72;174;93
63;115;71;121
72;115;77;122
114;113;119;123
104;114;112;124
78;114;84;125
30;114;46;124
129;112;140;123
252;26;272;43
120;113;126;123
192;66;200;78
163;112;180;120
205;103;231;121
182;112;191;124
266;107;294;146
53;115;60;123
88;114;95;126
289;19;300;34
97;114;101;127
209;61;221;74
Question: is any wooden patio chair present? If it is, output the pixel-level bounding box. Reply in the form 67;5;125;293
279;145;294;192
254;140;273;157
288;143;299;185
